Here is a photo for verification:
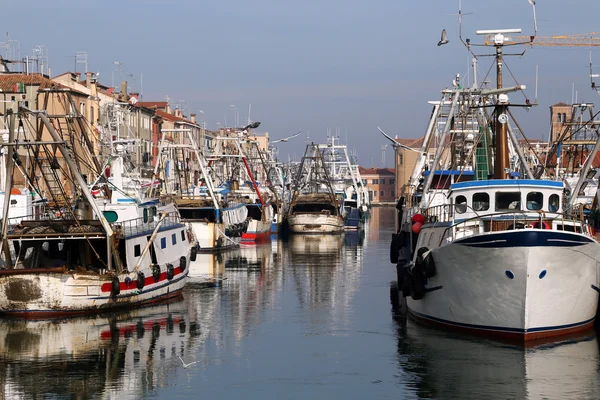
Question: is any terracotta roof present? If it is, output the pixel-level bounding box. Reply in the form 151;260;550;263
358;167;395;176
137;101;168;110
551;102;570;107
155;109;197;125
395;137;424;148
0;73;69;92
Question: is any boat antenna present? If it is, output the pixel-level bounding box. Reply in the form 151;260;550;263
457;0;476;58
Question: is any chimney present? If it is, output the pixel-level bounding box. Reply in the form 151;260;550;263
166;103;172;114
190;113;196;124
130;92;139;100
121;81;128;97
175;107;182;118
85;72;93;88
75;72;81;82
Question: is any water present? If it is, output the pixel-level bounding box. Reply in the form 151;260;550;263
1;208;599;399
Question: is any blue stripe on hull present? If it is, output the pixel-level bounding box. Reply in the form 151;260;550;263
408;308;595;335
456;230;593;248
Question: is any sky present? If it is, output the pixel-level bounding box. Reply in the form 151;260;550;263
3;0;600;167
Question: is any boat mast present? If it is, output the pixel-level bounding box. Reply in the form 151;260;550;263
491;32;511;179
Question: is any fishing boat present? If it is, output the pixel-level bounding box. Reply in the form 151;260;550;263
208;128;278;243
287;143;344;234
390;18;600;341
0;100;189;317
152;127;244;253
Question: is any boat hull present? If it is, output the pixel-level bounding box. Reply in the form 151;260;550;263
190;221;237;253
0;254;190;318
241;220;271;243
405;230;600;342
288;214;344;234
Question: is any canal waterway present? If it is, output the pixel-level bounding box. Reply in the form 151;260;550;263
1;207;599;399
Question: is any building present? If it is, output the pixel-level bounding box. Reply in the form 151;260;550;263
550;102;572;143
359;167;396;203
394;137;424;199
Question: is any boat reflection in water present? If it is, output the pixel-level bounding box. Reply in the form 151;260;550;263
391;284;600;400
0;300;199;399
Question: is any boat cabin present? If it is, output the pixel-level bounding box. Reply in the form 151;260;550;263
448;180;564;220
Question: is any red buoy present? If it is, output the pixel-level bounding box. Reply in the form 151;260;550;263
412;214;425;224
412;221;423;234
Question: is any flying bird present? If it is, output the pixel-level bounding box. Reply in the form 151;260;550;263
178;356;199;369
438;29;449;46
271;131;302;144
377;126;419;152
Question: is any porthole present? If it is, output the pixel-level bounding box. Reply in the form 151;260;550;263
505;270;514;279
539;270;547;279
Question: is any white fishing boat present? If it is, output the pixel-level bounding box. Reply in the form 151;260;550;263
287;193;344;233
391;13;600;342
287;143;344;234
0;100;189;317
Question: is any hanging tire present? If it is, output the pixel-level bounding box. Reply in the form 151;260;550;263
180;256;187;272
111;277;120;297
390;233;401;264
166;264;174;280
152;264;161;282
137;272;145;290
400;267;413;298
411;271;425;300
190;246;198;262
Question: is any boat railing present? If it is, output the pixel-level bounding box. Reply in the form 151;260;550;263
114;212;183;238
423;203;592;245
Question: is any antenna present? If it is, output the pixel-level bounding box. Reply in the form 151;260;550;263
75;51;88;73
381;144;388;165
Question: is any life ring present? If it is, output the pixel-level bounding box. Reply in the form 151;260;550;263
152;264;161;282
179;256;187;272
533;221;551;230
166;264;174;280
111;276;120;297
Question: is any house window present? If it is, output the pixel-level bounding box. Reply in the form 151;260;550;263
181;230;186;242
390;179;395;185
172;233;177;245
372;179;379;184
381;179;386;184
373;191;377;197
495;192;521;211
161;237;167;249
380;190;384;197
134;244;141;257
91;107;95;124
399;154;403;165
391;190;395;197
557;113;562;123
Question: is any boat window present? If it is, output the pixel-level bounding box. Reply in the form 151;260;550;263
161;237;167;249
172;233;177;245
143;208;149;223
495;192;521;211
455;195;467;214
526;192;543;211
103;211;118;223
549;194;560;212
472;193;489;211
181;230;186;242
134;244;141;257
579;182;588;196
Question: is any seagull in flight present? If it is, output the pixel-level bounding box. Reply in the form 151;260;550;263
438;29;449;46
377;126;420;152
178;356;199;368
271;131;302;144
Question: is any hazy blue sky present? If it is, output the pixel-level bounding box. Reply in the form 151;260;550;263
3;0;600;167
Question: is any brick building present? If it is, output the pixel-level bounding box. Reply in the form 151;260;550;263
359;167;396;203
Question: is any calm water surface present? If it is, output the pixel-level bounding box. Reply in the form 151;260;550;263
1;208;600;399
